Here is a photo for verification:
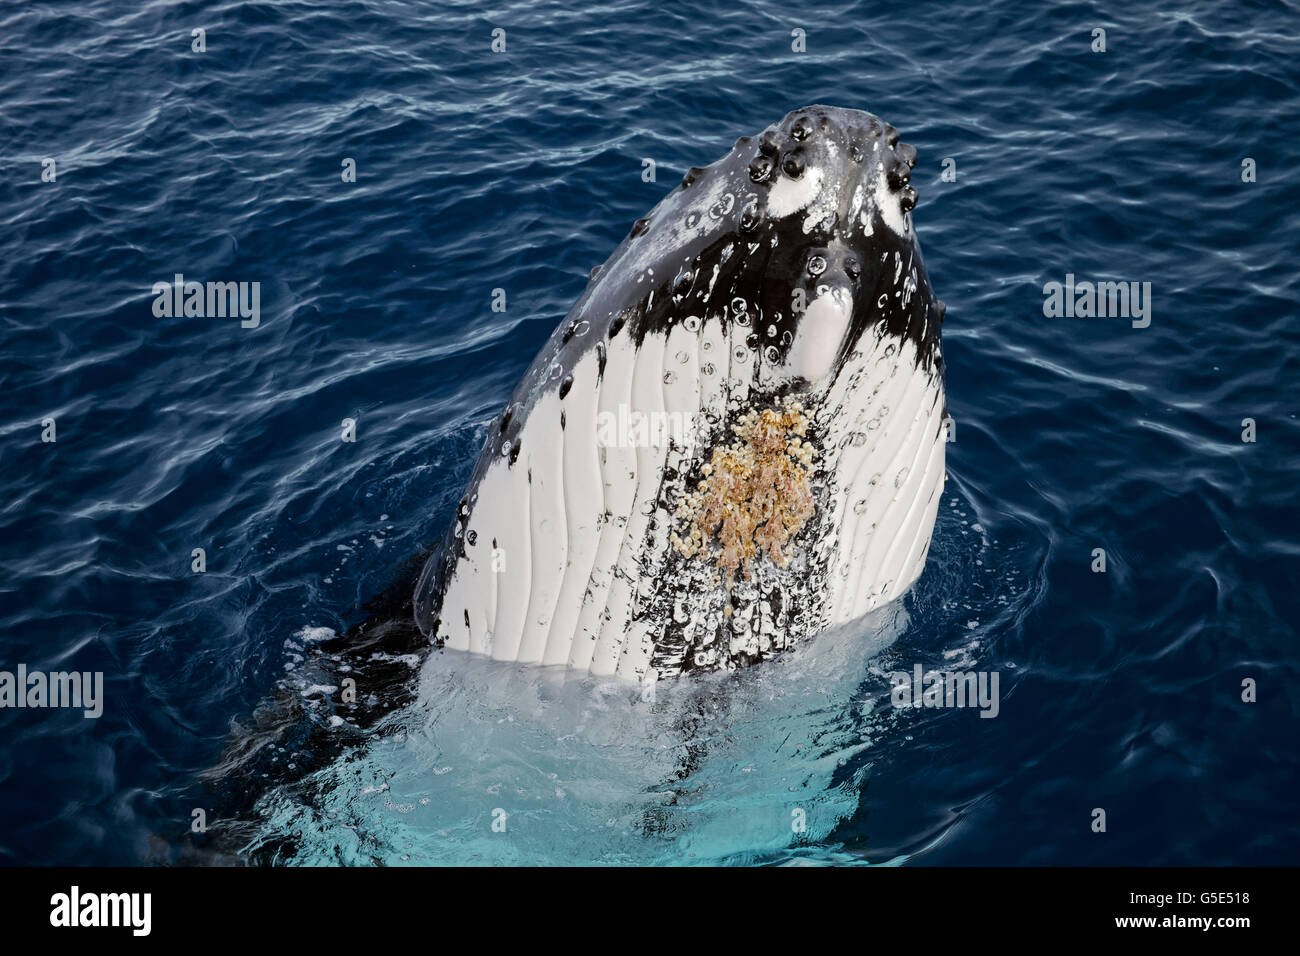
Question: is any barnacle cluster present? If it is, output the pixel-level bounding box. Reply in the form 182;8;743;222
671;397;816;584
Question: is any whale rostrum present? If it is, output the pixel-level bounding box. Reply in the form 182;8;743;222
413;105;949;682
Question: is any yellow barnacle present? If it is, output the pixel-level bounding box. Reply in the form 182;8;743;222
670;400;816;583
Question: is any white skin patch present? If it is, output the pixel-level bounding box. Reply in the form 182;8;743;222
783;287;853;381
767;167;824;218
615;174;736;286
850;182;866;223
801;142;840;233
873;165;908;236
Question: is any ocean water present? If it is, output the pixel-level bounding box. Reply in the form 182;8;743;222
1;0;1297;866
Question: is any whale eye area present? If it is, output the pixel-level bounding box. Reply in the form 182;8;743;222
670;398;816;588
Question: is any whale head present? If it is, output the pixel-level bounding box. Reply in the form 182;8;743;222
415;106;948;681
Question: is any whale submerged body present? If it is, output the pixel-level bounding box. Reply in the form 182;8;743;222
414;105;948;683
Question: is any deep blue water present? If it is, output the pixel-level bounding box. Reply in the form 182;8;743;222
1;0;1298;865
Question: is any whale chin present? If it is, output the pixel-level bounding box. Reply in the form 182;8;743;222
414;105;949;681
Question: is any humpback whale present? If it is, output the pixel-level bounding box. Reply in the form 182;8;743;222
412;105;948;683
198;107;949;861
